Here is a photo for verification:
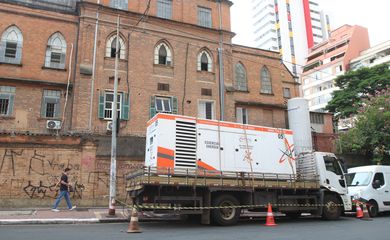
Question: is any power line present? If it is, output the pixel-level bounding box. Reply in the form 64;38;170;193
128;19;341;81
91;11;338;85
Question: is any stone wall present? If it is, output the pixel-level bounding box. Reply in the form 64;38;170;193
0;134;144;208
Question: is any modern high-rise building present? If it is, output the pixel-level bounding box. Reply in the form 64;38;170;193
301;25;370;112
251;0;330;75
350;40;390;70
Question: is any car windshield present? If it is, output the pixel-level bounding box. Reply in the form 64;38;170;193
346;172;372;186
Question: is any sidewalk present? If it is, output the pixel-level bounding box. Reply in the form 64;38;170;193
0;208;130;225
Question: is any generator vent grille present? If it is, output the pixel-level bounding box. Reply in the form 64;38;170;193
175;120;197;168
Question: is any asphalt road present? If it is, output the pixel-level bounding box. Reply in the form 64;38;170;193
1;215;389;240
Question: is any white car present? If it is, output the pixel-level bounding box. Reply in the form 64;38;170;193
346;165;390;217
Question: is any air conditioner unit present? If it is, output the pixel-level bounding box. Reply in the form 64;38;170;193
46;120;62;130
106;121;113;131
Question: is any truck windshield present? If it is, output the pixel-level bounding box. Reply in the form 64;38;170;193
346;172;372;186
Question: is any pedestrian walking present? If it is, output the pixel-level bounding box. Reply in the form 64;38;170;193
52;167;77;212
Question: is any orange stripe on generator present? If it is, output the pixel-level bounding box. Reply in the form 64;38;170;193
157;157;174;168
197;160;217;171
157;147;174;156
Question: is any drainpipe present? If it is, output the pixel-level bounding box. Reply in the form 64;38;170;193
69;8;80;131
62;43;73;128
88;0;100;131
218;0;225;121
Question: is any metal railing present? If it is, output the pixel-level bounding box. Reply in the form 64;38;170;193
126;166;320;190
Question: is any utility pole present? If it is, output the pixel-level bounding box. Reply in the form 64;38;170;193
108;15;120;216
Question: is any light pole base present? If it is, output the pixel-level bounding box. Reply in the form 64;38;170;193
108;208;116;216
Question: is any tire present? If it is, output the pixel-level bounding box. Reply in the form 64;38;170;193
322;194;342;220
211;194;240;226
285;212;302;219
368;201;379;218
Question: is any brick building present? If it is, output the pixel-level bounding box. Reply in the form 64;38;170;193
0;0;297;207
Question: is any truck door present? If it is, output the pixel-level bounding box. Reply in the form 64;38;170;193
384;173;390;210
372;172;388;210
323;156;348;195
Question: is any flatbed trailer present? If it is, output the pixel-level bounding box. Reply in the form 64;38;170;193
126;165;341;225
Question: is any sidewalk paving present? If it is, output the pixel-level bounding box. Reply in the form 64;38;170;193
0;208;130;225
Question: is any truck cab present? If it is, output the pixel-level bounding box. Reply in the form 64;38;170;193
316;152;351;211
298;151;352;217
316;152;348;195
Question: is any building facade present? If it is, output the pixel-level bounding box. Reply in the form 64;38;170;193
0;0;298;207
301;25;370;112
251;0;330;75
350;40;390;70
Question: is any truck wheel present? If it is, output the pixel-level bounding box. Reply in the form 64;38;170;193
368;201;379;218
211;194;240;226
322;194;341;220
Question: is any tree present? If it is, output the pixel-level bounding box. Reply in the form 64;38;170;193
337;90;390;164
326;64;390;119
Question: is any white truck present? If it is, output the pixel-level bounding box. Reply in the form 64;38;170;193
126;98;352;225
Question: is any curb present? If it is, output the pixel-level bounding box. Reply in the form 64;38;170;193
0;218;100;225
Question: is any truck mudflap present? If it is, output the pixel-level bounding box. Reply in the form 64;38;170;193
340;194;352;211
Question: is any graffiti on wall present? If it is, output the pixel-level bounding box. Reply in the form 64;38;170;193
0;148;82;199
0;147;142;203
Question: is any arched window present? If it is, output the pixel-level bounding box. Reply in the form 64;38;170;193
235;62;247;91
197;50;212;72
154;42;172;66
0;26;23;64
45;32;67;69
260;66;272;94
105;34;126;59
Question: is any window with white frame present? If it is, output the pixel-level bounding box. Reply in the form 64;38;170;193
157;0;172;19
198;100;214;120
197;50;212;72
260;66;272;94
104;91;122;120
0;26;23;64
235;63;247;91
41;90;61;118
283;87;291;98
109;0;128;10
106;35;126;59
236;107;248;124
198;7;212;28
155;97;172;113
0;86;15;116
149;95;177;118
45;32;66;69
154;42;172;66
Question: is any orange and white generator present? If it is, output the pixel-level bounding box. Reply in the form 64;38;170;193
145;113;296;175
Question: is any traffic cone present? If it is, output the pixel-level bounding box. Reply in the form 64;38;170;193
264;203;277;226
360;204;373;221
356;204;363;218
127;207;142;233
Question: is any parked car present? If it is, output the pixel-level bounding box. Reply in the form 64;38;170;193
346;165;390;217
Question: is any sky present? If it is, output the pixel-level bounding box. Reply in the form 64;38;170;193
231;0;390;48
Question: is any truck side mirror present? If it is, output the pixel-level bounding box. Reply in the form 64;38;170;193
372;180;381;189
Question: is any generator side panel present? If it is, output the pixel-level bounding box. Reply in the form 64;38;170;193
144;115;177;168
